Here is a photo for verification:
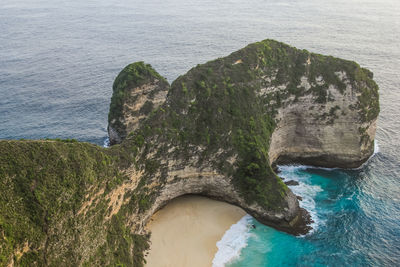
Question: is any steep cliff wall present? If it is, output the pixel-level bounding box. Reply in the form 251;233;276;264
264;56;378;168
0;39;379;266
108;62;169;145
106;39;378;233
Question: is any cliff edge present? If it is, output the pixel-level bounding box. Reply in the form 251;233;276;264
0;40;379;266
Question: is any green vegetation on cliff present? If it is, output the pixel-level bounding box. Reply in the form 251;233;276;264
0;39;379;266
108;62;168;139
138;43;293;208
0;140;149;266
122;40;379;210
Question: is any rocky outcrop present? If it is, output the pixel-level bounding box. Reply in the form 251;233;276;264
0;39;379;266
108;62;169;145
106;40;378;236
131;156;308;236
267;70;378;168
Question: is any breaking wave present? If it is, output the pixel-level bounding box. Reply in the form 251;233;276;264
212;215;253;267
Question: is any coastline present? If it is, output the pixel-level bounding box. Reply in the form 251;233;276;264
145;195;246;267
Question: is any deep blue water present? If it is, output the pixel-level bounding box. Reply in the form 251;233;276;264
1;0;399;266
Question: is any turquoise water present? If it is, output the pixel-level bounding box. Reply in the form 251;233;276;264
229;159;400;266
1;0;400;266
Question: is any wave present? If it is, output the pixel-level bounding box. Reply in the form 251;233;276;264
212;215;253;267
277;140;381;172
277;140;381;232
278;165;324;232
279;163;339;172
103;137;110;148
353;139;380;170
374;139;380;154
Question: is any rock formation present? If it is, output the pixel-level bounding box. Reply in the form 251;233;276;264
0;40;379;266
108;62;169;145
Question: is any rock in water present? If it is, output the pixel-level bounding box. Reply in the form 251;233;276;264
0;39;379;266
285;180;300;186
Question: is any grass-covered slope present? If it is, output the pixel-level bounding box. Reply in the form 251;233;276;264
0;140;149;266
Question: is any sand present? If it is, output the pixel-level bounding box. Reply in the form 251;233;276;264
144;195;246;267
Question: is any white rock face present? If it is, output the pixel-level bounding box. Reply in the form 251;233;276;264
128;152;303;235
265;73;376;168
108;79;169;145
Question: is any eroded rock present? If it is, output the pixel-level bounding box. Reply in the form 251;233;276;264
0;40;379;266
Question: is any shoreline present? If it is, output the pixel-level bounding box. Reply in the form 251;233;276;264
145;195;246;267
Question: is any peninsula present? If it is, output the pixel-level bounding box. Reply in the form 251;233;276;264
0;39;379;266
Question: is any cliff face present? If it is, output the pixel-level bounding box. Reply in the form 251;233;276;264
0;40;379;267
106;39;378;232
266;59;378;168
108;62;169;145
0;140;150;267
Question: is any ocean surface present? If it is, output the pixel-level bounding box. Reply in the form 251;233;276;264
1;0;399;266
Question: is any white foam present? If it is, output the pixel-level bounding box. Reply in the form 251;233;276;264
374;139;380;154
353;139;380;170
278;165;324;232
278;165;309;172
279;164;338;172
212;215;252;267
277;140;380;172
103;137;110;148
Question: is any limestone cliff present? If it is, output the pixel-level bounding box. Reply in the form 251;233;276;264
108;62;169;145
0;40;379;266
266;60;378;168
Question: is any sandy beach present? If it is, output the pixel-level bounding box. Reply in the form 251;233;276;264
145;195;246;267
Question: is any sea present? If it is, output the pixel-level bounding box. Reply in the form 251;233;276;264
1;0;399;266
